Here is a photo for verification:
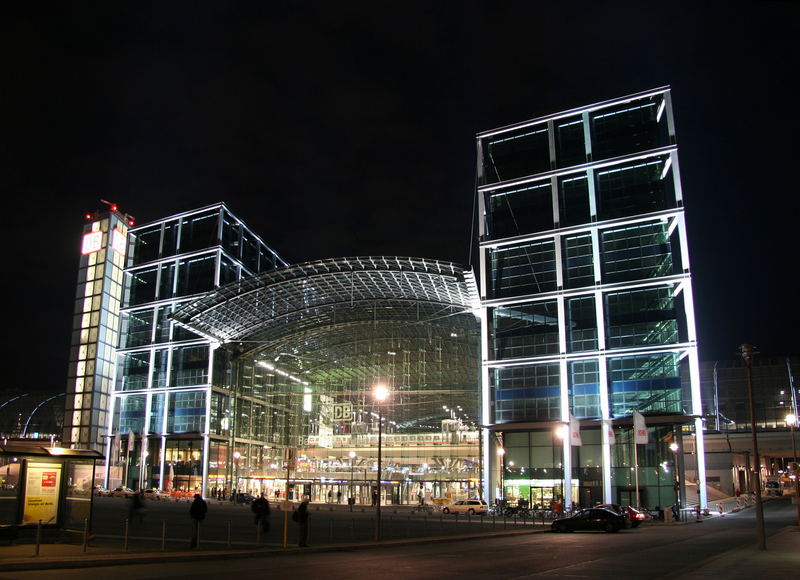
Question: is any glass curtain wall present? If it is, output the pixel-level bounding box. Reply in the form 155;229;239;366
479;88;705;510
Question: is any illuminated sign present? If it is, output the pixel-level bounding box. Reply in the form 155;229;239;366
23;462;62;524
111;228;127;255
81;231;103;255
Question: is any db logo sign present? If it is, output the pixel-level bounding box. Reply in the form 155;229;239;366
332;403;353;422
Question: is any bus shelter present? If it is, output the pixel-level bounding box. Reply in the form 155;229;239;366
0;442;102;530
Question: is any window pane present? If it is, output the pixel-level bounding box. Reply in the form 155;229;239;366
482;125;550;184
569;360;600;419
491;301;559;359
596;155;674;220
567;296;597;353
590;96;669;160
489;240;557;299
127;267;157;306
171;345;209;387
558;174;591;227
131;226;161;265
494;364;561;423
562;234;594;289
555;116;586;168
488;181;552;238
607;353;683;417
605;287;678;348
601;222;673;283
179;210;219;253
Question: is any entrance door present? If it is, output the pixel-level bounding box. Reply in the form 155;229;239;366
531;487;555;510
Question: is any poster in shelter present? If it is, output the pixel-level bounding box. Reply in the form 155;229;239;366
23;462;62;524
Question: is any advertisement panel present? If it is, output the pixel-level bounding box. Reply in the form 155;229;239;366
23;462;62;524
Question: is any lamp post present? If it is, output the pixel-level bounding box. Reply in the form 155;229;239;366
786;413;799;525
373;384;389;541
233;451;241;501
739;344;766;550
496;447;506;504
554;423;568;507
349;451;356;511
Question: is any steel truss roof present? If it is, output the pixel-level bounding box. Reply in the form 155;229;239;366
171;256;480;346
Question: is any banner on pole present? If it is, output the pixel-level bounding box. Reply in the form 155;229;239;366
633;410;648;444
606;421;616;445
569;414;582;446
127;429;135;453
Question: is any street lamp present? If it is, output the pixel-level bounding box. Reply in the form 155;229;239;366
233;451;241;501
349;451;356;511
739;344;766;550
554;424;568;508
786;413;799;525
497;447;506;504
373;384;389;541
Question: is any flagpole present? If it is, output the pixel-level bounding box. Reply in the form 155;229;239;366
634;439;640;508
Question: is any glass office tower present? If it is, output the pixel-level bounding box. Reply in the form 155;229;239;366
477;87;707;510
64;205;133;452
106;203;286;492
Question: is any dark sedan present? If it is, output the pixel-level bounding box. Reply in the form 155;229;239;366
551;508;627;533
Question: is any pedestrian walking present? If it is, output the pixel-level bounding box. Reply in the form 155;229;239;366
292;496;310;547
337;490;342;503
189;493;208;548
129;491;146;524
327;489;333;503
252;493;271;534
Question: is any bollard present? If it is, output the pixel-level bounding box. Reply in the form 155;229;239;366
257;522;261;545
227;520;231;548
83;518;89;553
34;520;42;557
162;520;166;551
124;518;129;551
352;518;356;539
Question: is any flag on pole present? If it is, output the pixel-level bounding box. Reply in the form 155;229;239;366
569;414;582;446
113;432;121;461
127;429;135;452
633;410;648;444
606;421;616;445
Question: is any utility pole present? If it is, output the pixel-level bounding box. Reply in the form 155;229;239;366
740;344;766;550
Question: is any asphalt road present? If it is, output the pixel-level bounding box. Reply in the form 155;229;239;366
89;496;532;548
3;498;794;580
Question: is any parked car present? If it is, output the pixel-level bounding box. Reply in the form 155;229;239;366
94;486;109;496
441;499;488;515
141;488;171;501
111;486;136;498
551;508;627;533
595;503;646;527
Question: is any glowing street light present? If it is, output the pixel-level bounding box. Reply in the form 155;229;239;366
373;384;390;541
497;447;506;502
349;451;356;511
233;451;241;500
786;413;799;525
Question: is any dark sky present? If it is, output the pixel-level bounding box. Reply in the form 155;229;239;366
2;1;798;395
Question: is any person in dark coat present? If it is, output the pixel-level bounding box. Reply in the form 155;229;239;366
252;494;271;533
189;494;208;548
129;491;145;524
294;496;310;547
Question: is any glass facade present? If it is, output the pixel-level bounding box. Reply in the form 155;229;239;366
107;203;287;493
169;257;482;505
64;211;129;451
478;88;707;510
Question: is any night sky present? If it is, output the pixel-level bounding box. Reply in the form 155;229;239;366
3;1;798;396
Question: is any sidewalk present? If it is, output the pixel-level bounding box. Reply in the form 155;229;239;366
665;525;800;579
0;526;540;572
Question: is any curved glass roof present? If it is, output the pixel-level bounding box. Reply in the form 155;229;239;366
171;256;480;348
171;257;482;440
